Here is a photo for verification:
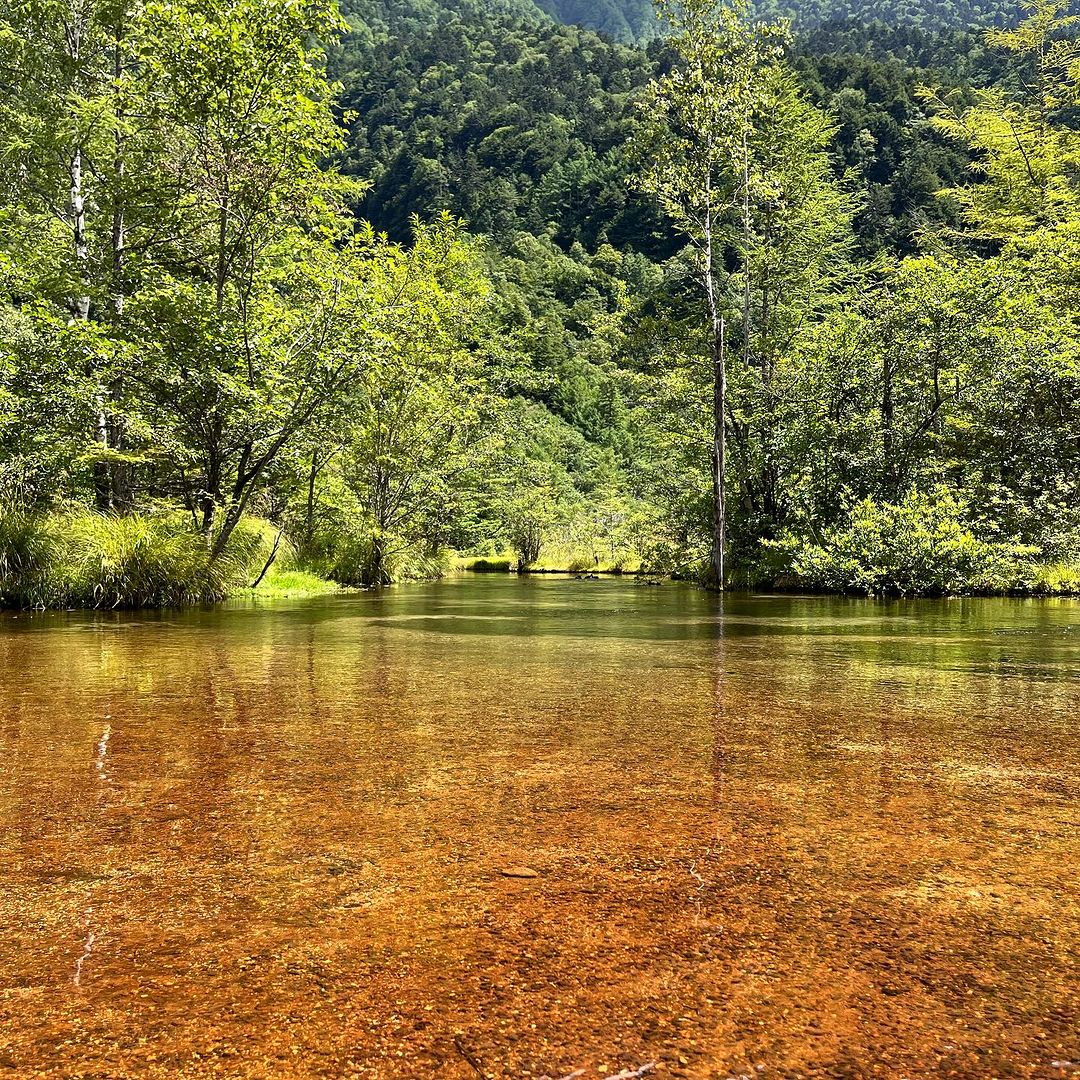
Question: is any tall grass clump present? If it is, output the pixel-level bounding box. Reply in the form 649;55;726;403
249;568;341;597
465;558;513;573
1030;560;1080;596
0;508;266;609
0;510;63;608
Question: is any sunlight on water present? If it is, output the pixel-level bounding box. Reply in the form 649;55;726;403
1;578;1078;1078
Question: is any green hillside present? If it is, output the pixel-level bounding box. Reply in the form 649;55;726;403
535;0;659;40
534;0;1017;39
335;8;986;257
340;0;1021;45
757;0;1016;27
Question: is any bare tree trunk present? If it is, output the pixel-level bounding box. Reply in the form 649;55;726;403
72;144;113;512
368;461;392;586
249;530;283;589
71;148;90;323
881;353;894;498
740;126;752;376
703;172;726;591
710;309;727;590
108;27;131;511
370;534;387;587
64;7;113;512
201;446;221;538
305;454;318;548
216;192;229;312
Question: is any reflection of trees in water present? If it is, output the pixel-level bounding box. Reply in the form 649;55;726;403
709;592;727;824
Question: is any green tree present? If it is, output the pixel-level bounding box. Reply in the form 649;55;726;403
130;0;355;554
0;0;155;506
922;0;1080;245
638;0;786;585
337;217;499;585
637;0;852;583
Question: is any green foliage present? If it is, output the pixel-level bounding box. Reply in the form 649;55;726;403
924;0;1080;243
2;0;1079;604
305;528;451;587
0;0;360;547
335;7;664;252
754;0;1016;28
781;490;1037;595
793;24;1006;254
1029;560;1080;595
535;0;660;41
0;510;60;607
465;558;515;572
634;0;857;583
767;253;1080;545
487;399;616;569
249;569;342;598
0;509;263;608
332;216;500;584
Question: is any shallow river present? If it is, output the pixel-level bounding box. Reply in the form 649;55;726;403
1;577;1078;1079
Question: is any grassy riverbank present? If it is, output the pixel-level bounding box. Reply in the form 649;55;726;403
456;546;1080;598
0;511;259;609
0;510;342;609
455;546;644;576
2;508;1077;610
246;569;344;599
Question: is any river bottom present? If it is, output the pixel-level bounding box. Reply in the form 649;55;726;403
1;579;1077;1078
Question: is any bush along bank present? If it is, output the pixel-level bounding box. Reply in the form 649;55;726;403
0;510;272;609
0;509;459;609
764;491;1080;598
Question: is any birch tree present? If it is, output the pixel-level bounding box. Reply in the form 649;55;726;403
637;0;785;586
127;0;359;555
637;0;853;581
0;0;146;506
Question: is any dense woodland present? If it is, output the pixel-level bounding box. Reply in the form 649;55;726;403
0;0;1078;606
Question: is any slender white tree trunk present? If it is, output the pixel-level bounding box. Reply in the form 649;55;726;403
703;169;726;590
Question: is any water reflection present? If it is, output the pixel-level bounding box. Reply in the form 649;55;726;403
0;578;1077;1078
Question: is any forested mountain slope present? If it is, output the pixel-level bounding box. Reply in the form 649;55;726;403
335;10;664;251
333;2;670;487
528;0;1017;38
335;7;991;256
535;0;659;41
339;0;548;37
758;0;1016;27
340;0;1021;46
326;0;1026;564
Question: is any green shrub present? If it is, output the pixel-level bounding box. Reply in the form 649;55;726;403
397;545;452;583
302;519;451;587
466;558;513;573
566;553;598;573
317;533;377;586
0;511;63;608
639;537;706;580
249;568;340;597
0;509;265;609
779;490;1037;596
1030;560;1080;596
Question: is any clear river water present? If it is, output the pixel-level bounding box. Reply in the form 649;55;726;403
0;576;1077;1078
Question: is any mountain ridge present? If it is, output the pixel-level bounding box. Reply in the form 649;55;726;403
342;0;1020;45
